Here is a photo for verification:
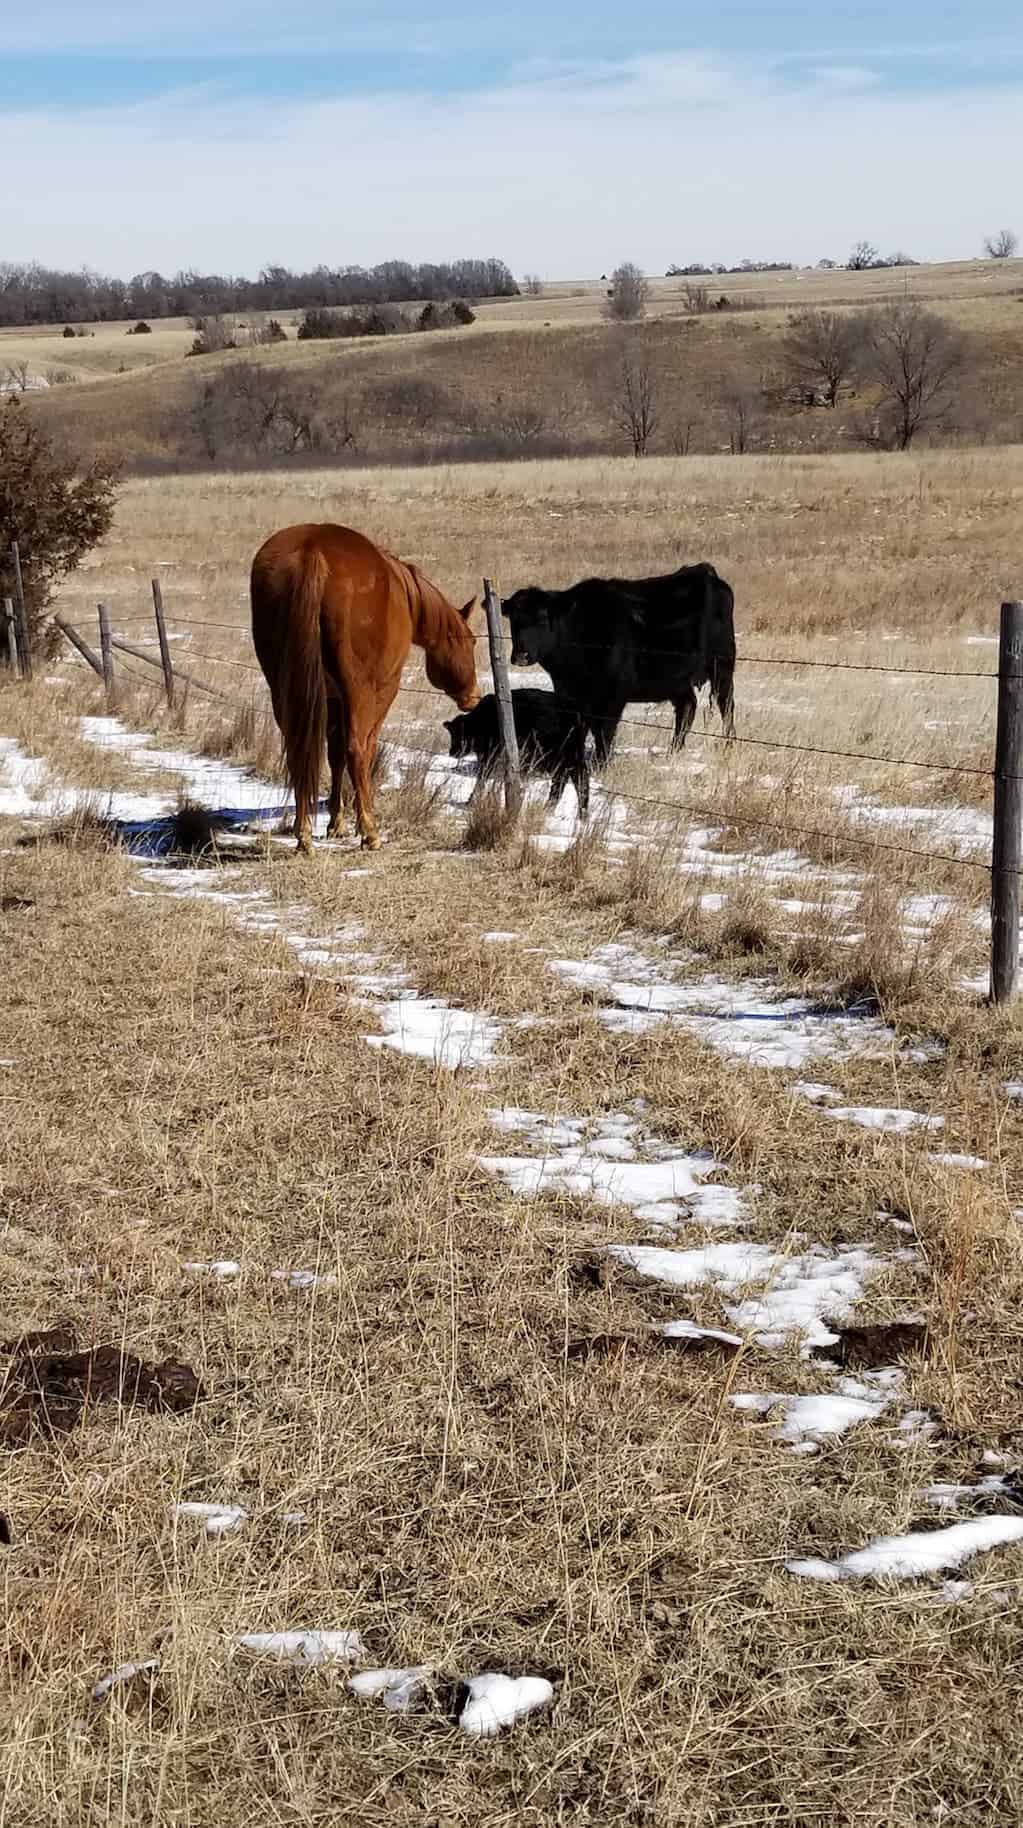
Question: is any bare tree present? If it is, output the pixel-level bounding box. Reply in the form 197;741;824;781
610;347;657;455
3;361;32;393
860;301;965;449
847;240;881;271
523;273;544;297
604;263;650;323
682;282;710;315
782;309;865;407
721;381;759;454
984;228;1018;260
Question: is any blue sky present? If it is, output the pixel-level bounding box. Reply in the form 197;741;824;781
1;3;1021;274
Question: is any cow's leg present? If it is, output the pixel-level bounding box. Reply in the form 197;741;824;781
325;697;347;838
715;664;736;743
573;753;590;819
671;687;698;751
591;703;624;767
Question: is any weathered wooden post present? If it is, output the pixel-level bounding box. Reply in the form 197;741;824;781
97;602;116;704
53;614;105;678
10;542;32;680
482;577;522;820
151;577;175;708
990;600;1023;1005
2;598;18;675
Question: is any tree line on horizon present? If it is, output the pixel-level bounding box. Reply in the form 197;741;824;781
0;258;520;327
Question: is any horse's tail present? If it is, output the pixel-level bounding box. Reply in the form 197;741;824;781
279;539;329;824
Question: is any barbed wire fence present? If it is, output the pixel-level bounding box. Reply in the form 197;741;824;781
4;558;1021;1002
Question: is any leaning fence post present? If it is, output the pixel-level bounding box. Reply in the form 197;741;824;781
53;614;105;678
151;577;175;708
2;598;18;675
482;577;522;820
990;600;1023;1005
10;542;32;680
97;602;116;704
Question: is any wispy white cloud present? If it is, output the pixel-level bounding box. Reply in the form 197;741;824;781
1;52;1019;273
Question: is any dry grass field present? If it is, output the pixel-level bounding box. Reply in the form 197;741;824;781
3;439;1023;1823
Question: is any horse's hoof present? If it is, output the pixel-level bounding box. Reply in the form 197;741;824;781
295;839;314;858
360;833;381;852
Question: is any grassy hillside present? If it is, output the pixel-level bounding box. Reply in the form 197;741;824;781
9;259;1023;472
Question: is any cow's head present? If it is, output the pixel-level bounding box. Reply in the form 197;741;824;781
502;588;552;669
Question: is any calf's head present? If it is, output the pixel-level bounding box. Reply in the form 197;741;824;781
443;713;472;758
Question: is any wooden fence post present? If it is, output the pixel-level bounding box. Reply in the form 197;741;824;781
151;577;175;708
2;598;18;675
482;577;522;820
10;542;32;680
52;614;105;678
97;602;115;704
990;600;1023;1005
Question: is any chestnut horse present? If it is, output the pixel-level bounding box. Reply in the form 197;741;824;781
251;523;479;852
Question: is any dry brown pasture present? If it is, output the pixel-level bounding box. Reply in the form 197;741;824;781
3;444;1023;1824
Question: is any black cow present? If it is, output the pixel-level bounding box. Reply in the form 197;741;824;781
502;563;735;765
444;689;590;816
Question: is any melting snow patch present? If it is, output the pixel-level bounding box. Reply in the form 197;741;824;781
349;1666;432;1712
482;931;520;944
366;996;502;1069
273;1268;338;1291
459;1673;554;1738
663;1318;743;1348
183;1259;241;1279
788;1516;1023;1583
482;1110;745;1229
928;1152;988;1171
77;716;289;818
235;1630;364;1667
173;1502;248;1537
922;1477;1015;1511
548;948;895;1071
821;1106;945;1135
732;1373;900;1453
93;1659;159;1702
613;1239;893;1354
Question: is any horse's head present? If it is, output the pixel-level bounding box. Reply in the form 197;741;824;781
502;588;550;668
424;594;480;710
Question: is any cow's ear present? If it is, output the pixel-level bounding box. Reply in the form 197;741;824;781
459;597;476;622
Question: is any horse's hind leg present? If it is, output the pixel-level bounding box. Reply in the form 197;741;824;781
325;698;347;838
347;706;390;850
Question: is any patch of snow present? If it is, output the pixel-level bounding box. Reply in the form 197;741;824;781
93;1659;160;1702
548;946;897;1071
77;715;289;817
792;1082;840;1104
273;1268;338;1291
732;1370;903;1452
613;1238;893;1354
349;1666;432;1712
172;1502;248;1537
482;931;520;944
459;1673;554;1738
482;1108;745;1231
922;1477;1014;1511
788;1516;1023;1583
366;995;502;1069
234;1630;364;1667
1005;1082;1023;1102
928;1152;988;1171
663;1318;743;1347
183;1259;241;1279
821;1106;945;1135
